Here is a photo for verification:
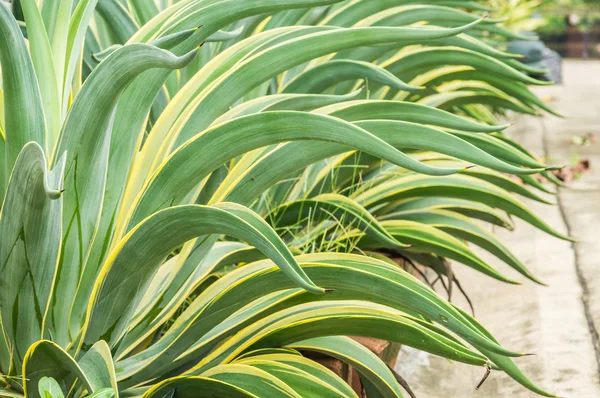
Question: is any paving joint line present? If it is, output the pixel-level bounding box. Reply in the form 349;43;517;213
539;116;600;376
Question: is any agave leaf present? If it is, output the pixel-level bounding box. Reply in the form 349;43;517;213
393;209;543;284
358;5;498;27
268;194;408;249
461;168;554;205
363;219;518;284
48;44;198;347
20;0;61;152
84;203;327;350
419;90;538;116
233;355;357;398
127;0;159;26
190;301;490;373
22;341;94;398
240;352;357;396
171;21;487;147
201;363;303;397
142;377;255;398
282;60;422;94
0;3;46;174
126;111;464;234
216;90;365;125
37;377;63;398
62;0;100;106
450;131;553;169
383;197;514;229
96;0;139;43
316;100;509;133
383;47;551;87
288;336;405;398
116;290;305;386
0;143;64;368
115;254;514;387
118;242;263;359
414;69;562;117
78;341;119;398
354;174;571;240
354;120;546;175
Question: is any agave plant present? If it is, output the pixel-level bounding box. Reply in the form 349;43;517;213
0;0;566;397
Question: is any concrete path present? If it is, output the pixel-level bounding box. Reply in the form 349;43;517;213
395;61;600;397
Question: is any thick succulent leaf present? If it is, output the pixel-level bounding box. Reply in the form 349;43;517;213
267;194;408;249
362;220;518;283
322;0;488;27
394;209;543;284
118;242;261;358
288;336;405;398
141;377;255;398
383;197;514;229
282;59;422;94
126;111;463;232
420;90;538;115
238;352;356;397
450;131;553;169
22;341;94;398
37;377;63;398
127;0;159;25
78;341;119;398
62;0;100;106
48;44;198;347
73;27;205;336
354;120;546;175
362;5;529;41
168;20;487;148
316;100;508;133
215;90;365;125
353;174;572;241
116;290;306;386
115;254;517;388
190;300;490;373
0;3;46;174
233;356;357;398
20;0;61;152
201;363;302;397
414;69;562;116
84;203;326;349
0;143;64;368
383;47;551;87
462;168;554;205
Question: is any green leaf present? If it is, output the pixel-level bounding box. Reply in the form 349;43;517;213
0;3;46;175
37;377;63;398
353;174;573;241
0;143;64;368
283;59;422;94
288;336;405;398
48;43;198;347
20;0;62;154
141;377;255;398
78;341;119;398
201;363;302;397
267;193;408;249
23;341;93;398
233;355;357;398
84;203;327;349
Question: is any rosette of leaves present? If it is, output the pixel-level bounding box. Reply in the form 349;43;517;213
0;1;564;397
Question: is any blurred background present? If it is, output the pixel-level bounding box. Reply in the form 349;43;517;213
493;0;600;59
